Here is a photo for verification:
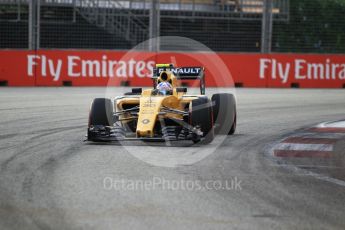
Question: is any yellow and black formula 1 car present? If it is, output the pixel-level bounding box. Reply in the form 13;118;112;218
87;64;236;144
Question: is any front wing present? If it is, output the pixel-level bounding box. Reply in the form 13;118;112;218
86;125;203;143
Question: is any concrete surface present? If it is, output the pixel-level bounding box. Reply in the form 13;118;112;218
0;87;344;230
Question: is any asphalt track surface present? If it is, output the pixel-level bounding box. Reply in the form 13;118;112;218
0;87;345;230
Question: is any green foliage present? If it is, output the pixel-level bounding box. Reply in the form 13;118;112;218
273;0;345;53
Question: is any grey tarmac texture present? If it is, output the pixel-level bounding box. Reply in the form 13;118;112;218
0;87;344;230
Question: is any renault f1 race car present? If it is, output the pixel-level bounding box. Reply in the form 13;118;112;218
87;64;236;144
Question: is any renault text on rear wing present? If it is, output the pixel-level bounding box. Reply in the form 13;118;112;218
153;65;204;80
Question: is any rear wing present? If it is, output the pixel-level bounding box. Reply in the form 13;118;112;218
152;64;206;95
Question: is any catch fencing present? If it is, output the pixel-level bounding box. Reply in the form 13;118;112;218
3;0;343;53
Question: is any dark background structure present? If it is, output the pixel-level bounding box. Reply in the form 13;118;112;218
0;0;344;53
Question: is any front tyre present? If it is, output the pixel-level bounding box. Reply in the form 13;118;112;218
88;98;113;127
212;93;237;135
88;98;113;141
190;97;214;144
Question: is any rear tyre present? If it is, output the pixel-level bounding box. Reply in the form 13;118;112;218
88;98;113;127
212;93;237;135
190;97;214;144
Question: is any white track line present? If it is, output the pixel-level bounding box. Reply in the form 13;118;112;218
270;164;343;169
290;132;345;139
318;120;345;128
274;143;333;152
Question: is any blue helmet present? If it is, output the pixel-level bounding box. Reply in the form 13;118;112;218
156;82;173;95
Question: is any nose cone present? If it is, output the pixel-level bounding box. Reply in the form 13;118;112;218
136;97;164;138
136;118;154;137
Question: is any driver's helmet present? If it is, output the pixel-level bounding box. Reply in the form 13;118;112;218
156;82;173;95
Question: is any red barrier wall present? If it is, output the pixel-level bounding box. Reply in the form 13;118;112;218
1;50;345;88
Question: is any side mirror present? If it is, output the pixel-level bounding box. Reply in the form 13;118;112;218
131;88;142;94
176;87;187;93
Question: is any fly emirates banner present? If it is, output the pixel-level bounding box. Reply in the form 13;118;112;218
0;50;345;88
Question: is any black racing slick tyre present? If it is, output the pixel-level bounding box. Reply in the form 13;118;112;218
88;98;114;127
190;97;215;144
212;93;237;135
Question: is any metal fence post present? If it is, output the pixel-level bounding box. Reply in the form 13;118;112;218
28;0;35;50
73;0;77;23
261;0;273;53
36;0;40;50
149;0;160;52
28;0;40;50
17;0;21;21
